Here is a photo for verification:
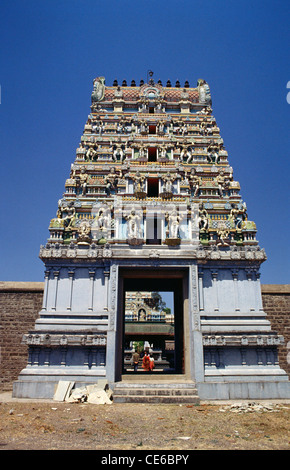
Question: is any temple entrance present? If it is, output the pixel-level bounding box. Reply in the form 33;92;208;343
118;270;186;376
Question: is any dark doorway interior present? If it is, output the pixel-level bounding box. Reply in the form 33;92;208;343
147;178;159;197
148;147;157;162
121;275;184;375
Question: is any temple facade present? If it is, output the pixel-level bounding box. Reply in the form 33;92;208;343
13;75;290;399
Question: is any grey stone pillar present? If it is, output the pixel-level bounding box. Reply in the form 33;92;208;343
42;269;50;311
88;269;95;311
51;269;60;311
106;263;118;383
67;269;75;311
190;263;204;383
211;269;219;311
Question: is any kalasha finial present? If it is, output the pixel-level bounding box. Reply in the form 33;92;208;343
147;70;154;85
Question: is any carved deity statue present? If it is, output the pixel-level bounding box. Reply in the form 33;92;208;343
110;141;126;162
207;140;221;164
132;142;147;159
140;120;148;134
162;172;176;194
92;207;111;239
200;119;212;136
104;167;121;195
77;219;91;244
217;227;230;246
166;209;183;239
78;168;89;195
215;171;232;197
198;206;209;231
60;202;76;230
187;169;201;197
86;145;98;161
229;202;247;230
158;145;168;159
197;79;212;105
132;171;146;194
157;121;165;134
179;143;193;163
92;120;104;135
126;209;143;239
91;76;105;103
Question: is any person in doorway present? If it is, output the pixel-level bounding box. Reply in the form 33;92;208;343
132;351;140;372
149;353;155;372
142;352;150;371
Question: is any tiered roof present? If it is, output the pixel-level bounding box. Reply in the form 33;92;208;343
42;75;265;262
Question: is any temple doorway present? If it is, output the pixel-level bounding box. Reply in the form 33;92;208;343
118;270;186;376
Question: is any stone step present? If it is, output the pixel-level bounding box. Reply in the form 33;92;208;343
121;374;189;382
113;395;200;404
115;382;197;388
113;381;200;404
115;388;198;396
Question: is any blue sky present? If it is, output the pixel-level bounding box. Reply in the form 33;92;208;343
0;0;289;284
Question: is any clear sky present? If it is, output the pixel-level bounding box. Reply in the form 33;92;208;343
0;0;289;284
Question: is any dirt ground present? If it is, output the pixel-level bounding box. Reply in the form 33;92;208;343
0;393;289;452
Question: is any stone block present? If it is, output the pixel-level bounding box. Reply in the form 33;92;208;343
53;381;75;401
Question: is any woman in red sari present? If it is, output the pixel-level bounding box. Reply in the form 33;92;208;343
142;352;150;371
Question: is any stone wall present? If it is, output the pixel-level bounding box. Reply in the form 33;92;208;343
261;284;290;376
0;282;289;391
0;282;44;391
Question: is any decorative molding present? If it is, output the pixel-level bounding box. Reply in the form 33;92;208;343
202;334;284;347
23;333;107;347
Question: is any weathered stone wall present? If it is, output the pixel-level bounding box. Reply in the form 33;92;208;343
261;284;290;376
0;282;289;391
0;282;44;391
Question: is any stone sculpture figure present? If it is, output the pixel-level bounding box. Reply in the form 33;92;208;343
132;142;147;159
187;168;201;197
157;121;165;134
197;79;212;105
126;209;143;239
229;202;247;230
110;141;125;162
180;123;188;136
86;146;98;161
132;171;146;195
61;202;76;230
91;76;105;102
216;171;232;197
198;206;209;231
92;119;104;135
77;219;91;244
216;221;230;247
104;167;121;195
140;120;148;134
166;209;183;239
162;172;176;194
200;120;212;136
207;140;221;164
179;143;193;163
92;207;111;239
158;145;168;159
78;168;89;195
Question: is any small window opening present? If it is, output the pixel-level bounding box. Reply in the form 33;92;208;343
148;147;157;162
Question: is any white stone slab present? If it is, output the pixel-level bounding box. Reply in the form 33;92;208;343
53;381;75;401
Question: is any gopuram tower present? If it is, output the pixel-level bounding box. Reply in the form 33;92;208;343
13;74;290;400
